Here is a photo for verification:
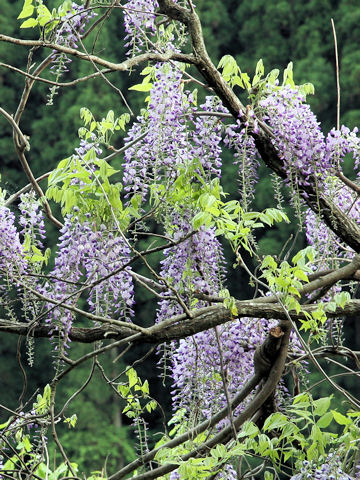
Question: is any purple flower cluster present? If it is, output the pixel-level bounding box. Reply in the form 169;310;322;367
217;464;237;479
43;212;134;338
0;205;27;282
190;96;226;177
156;213;262;419
55;3;96;49
259;85;360;191
123;0;158;56
291;455;354;480
85;224;135;319
171;319;259;417
259;85;330;187
123;63;191;198
19;192;46;249
326;125;360;171
47;3;96;104
75;135;102;159
157;216;225;323
123;67;228;201
306;181;360;258
224;120;260;208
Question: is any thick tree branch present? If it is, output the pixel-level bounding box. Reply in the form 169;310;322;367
2;299;359;344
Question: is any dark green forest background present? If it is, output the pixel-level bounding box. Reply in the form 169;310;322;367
1;0;360;474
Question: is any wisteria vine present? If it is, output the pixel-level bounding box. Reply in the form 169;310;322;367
1;0;360;479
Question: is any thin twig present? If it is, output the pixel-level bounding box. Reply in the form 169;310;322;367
0;61;112;87
331;18;340;131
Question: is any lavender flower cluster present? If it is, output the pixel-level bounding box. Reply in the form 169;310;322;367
123;64;227;201
123;63;191;198
291;455;355;480
258;87;358;192
190;96;226;178
326;125;360;172
19;192;46;249
48;3;96;104
123;0;158;56
156;215;225;323
171;318;261;417
54;2;96;50
75;136;102;159
259;85;330;188
0;204;27;282
224;120;260;208
305;180;360;258
42;212;134;340
156;213;267;420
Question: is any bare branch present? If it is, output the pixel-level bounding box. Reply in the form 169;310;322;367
0;61;112;87
0;34;197;71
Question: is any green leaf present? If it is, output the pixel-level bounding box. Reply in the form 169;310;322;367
192;211;212;230
37;3;52;26
127;368;138;388
331;410;352;425
293;269;309;282
20;17;38;28
252;58;264;86
238;421;259;438
334;291;351;309
326;301;337;312
18;0;35;19
142;380;149;395
317;411;333;428
64;414;78;428
264;472;274;480
118;385;130;397
293;392;310;405
313;396;332;417
261;255;277;270
263;412;289;431
129;83;153;92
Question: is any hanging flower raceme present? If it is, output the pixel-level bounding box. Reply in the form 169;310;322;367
47;3;96;104
123;63;192;199
84;223;135;319
325;125;360;172
54;3;96;49
305;180;360;258
190;96;226;178
19;192;46;250
123;0;158;56
156;214;225;323
0;204;27;284
259;85;360;191
290;454;354;480
224;119;260;209
156;213;260;420
259;85;329;188
42;212;134;341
